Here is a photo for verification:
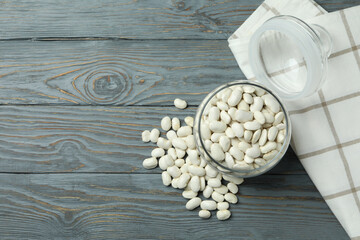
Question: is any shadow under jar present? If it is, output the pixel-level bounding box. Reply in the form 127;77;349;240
194;80;291;178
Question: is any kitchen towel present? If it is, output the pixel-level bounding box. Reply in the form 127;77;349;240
228;1;360;238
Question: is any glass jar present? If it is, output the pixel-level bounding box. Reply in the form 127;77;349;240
248;15;332;100
194;80;292;178
194;16;331;178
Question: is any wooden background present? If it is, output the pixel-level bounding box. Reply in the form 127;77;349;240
0;0;358;239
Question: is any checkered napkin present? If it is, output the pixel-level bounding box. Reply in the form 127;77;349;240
228;1;360;238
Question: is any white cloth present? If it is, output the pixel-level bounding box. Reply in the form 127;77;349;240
228;1;360;239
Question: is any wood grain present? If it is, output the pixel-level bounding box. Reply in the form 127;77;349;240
0;0;357;40
0;173;347;239
0;40;242;105
0;105;301;174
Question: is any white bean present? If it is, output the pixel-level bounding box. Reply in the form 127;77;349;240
219;136;230;152
186;197;201;210
184;135;195;149
250;97;264;112
175;158;185;167
161;116;171;131
259;129;268;146
172;117;181;131
268;126;278;141
177;126;192;137
225;127;235;138
150;128;160;143
142;130;151;142
188;149;200;165
161;171;172;186
220;110;231;124
263;95;280;113
205;165;218;178
244;155;254;164
184;116;194;127
227;183;238;194
243;130;253;142
263;150;279;160
243;86;255;93
204;139;212;151
200;176;206;191
243;93;253;104
260;141;277;153
167;165;181;178
209;106;220;121
176;148;186;159
159;155;174;170
245;146;261;158
182;190;197;199
227;89;242;106
227;107;237;120
231;122;244;138
217;210;231;220
178;173;191;189
174;98;187;109
217;202;229;210
189;176;200;192
210;143;225;161
151;148;165;158
224;193;238;204
203;186;213;198
273;112;284;125
235;110;253;122
171;178;179;188
201;200;217;210
172;138;187;150
254;87;266;96
209;121;227;133
276;131;285;143
233;161;251;170
199;209;211;219
254;111;265;124
219;88;232;102
229;147;244;161
277;123;286;130
244;121;261;131
214;185;228;195
238;100;250;111
200;122;211;140
225;152;235;168
208;178;221;188
216;101;229;111
252;129;261;144
166;130;177;141
188;165;206;176
212;191;224;202
254;158;266;166
142;157;157;169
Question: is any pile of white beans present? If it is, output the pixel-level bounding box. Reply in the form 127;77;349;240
141;98;244;220
200;85;286;171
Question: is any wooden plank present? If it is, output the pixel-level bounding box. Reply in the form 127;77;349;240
0;173;347;239
0;105;302;174
0;40;243;105
0;0;357;40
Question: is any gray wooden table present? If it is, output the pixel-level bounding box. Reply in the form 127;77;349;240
0;0;358;239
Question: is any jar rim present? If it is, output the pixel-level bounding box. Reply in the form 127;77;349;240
193;80;292;178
